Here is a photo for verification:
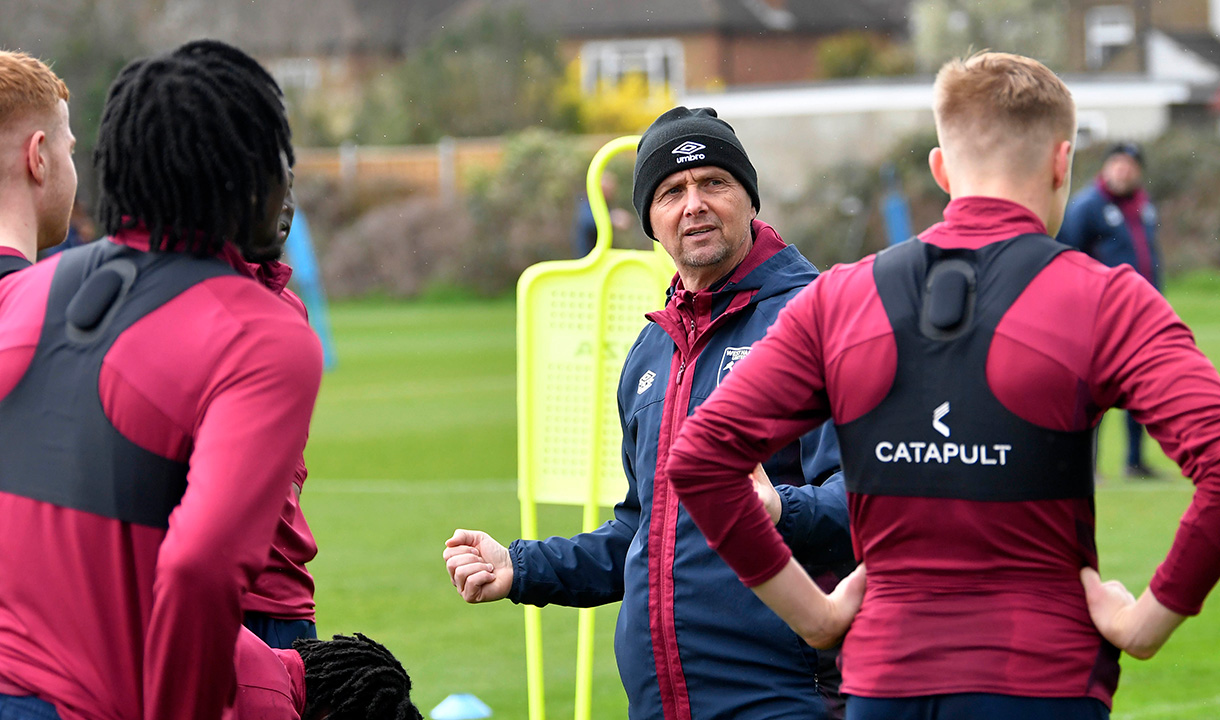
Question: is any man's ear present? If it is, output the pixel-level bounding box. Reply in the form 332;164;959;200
1052;140;1073;192
929;147;951;195
24;131;48;185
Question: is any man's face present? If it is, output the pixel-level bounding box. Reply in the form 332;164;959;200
1101;153;1142;197
599;172;617;202
649;165;756;286
36;99;77;251
278;167;296;246
243;152;292;264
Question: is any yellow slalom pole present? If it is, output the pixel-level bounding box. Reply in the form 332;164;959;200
518;258;547;720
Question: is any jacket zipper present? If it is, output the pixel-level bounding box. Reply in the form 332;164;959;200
650;289;757;720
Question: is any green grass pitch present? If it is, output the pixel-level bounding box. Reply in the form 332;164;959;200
301;274;1220;720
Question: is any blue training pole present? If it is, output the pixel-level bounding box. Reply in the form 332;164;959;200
284;210;338;370
881;163;913;247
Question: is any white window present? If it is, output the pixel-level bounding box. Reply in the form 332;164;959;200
1085;5;1135;70
266;58;322;92
580;40;685;97
1075;110;1109;149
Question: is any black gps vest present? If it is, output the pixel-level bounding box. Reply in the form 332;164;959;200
0;241;237;528
0;253;31;280
836;234;1094;502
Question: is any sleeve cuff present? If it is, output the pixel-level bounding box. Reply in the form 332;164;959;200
740;546;794;588
1149;572;1206;617
774;484;797;542
507;539;529;605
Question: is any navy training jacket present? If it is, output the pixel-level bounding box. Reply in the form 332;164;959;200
1057;182;1161;290
508;221;853;720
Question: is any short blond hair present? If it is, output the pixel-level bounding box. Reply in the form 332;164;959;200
0;50;70;129
934;52;1074;168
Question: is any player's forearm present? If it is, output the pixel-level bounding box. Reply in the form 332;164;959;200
144;331;322;718
144;555;244;720
669;445;793;586
1123;590;1187;659
752;558;844;649
1082;568;1188;660
1096;274;1220;613
1149;505;1220;616
667;377;801;584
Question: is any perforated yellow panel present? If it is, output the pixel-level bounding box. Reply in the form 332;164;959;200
520;255;670;507
516;135;672;720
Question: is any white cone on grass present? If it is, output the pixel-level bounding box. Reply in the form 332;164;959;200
430;693;492;720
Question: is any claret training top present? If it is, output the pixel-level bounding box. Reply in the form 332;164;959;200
0;230;323;720
667;196;1220;707
235;257;318;628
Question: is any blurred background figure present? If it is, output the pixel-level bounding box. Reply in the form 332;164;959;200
569;170;632;258
1057;142;1161;479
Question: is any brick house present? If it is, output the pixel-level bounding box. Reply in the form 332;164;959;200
152;0;911;97
1066;0;1220;81
511;0;912;94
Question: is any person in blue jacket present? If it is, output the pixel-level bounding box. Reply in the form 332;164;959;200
1057;142;1162;478
570;171;633;258
445;107;854;720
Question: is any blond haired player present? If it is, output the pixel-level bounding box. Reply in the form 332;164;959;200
666;52;1211;720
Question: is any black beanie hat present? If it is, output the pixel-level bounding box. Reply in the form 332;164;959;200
632;106;760;239
1105;141;1144;168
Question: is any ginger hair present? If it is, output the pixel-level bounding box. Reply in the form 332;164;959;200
0;50;69;130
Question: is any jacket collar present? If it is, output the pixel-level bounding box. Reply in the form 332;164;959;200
109;228;293;295
918;196;1048;250
649;219;815;348
1095;175;1148;210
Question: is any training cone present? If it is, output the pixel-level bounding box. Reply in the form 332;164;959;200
430;693;493;720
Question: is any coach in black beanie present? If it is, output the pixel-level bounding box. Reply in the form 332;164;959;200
632;106;760;239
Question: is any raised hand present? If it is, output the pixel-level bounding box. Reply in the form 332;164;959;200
443;529;514;603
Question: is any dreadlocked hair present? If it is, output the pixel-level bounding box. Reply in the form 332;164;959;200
93;40;293;256
294;633;423;720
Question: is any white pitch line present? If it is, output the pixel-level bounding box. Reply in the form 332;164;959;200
317;375;513;403
305;479;1193;496
1113;693;1220;719
1096;483;1193;493
307;478;516;495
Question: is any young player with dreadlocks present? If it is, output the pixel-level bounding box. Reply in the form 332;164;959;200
0;40;322;720
226;628;422;720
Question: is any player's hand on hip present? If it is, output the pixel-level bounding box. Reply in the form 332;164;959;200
754;559;866;649
444;529;513;603
749;463;781;525
814;563;867;647
1080;567;1186;659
